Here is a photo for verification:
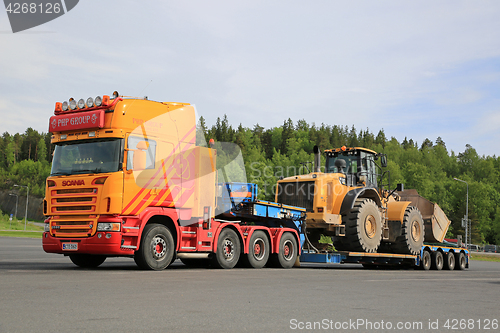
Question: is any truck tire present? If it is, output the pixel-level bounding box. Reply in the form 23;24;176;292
444;251;455;270
391;206;424;255
241;230;269;268
455;252;466;270
268;232;298;269
343;198;382;253
420;250;431;270
69;254;106;268
431;251;443;270
134;224;175;271
212;228;241;269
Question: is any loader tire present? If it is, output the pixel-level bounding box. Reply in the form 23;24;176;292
343;198;382;253
391;206;424;255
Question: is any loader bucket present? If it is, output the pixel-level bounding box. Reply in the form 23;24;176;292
396;189;451;243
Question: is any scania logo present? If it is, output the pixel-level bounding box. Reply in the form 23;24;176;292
62;180;85;186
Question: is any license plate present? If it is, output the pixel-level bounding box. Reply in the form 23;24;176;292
62;243;78;251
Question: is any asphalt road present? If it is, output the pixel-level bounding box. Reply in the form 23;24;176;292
1;237;499;333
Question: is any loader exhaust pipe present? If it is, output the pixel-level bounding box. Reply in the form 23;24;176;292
313;145;321;172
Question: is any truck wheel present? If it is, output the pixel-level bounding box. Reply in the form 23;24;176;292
392;206;424;255
212;228;241;269
69;254;106;268
431;251;443;270
344;198;382;253
420;250;431;270
268;232;298;269
134;224;175;271
444;251;455;270
455;252;466;270
242;230;269;268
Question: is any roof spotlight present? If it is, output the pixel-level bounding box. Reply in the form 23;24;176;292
112;91;119;99
86;97;94;108
77;99;85;109
69;98;77;110
62;101;69;111
95;96;102;107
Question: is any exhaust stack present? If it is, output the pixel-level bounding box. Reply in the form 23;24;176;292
313;145;321;172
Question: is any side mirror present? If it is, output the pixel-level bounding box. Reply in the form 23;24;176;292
380;155;387;168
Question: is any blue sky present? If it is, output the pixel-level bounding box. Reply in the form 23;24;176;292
1;1;500;156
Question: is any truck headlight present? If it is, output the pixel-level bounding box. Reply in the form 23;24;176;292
44;223;50;232
97;223;121;232
339;177;346;185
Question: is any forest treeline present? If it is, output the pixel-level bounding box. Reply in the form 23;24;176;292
1;117;499;245
200;115;500;246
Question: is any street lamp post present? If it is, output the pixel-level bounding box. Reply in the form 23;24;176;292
13;184;29;231
453;178;469;249
8;193;18;229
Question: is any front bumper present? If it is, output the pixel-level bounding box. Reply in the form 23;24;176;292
42;230;134;256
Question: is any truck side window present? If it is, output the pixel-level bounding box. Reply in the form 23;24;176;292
127;136;157;170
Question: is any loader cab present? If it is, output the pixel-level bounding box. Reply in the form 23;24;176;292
325;147;382;188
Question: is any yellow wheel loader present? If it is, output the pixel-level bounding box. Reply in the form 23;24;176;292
275;146;446;255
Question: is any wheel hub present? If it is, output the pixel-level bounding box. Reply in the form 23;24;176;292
152;236;167;260
364;215;377;239
253;238;265;260
283;240;294;261
411;220;421;242
223;239;234;259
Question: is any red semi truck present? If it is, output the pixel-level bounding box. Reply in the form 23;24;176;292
42;92;468;271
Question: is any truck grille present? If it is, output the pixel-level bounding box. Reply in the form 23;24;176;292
50;215;97;238
276;181;315;212
50;187;98;213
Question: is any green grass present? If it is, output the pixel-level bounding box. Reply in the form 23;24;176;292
470;254;500;263
0;231;42;238
0;213;44;238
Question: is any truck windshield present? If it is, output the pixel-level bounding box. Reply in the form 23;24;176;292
51;139;122;176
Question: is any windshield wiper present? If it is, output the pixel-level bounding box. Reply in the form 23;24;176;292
50;172;70;176
71;168;102;174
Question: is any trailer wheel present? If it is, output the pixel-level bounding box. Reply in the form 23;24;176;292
444;252;455;270
134;224;175;271
420;250;431;270
69;254;106;268
455;252;466;270
431;251;443;270
269;232;298;269
343;198;382;253
392;206;424;255
242;231;269;268
212;228;241;269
